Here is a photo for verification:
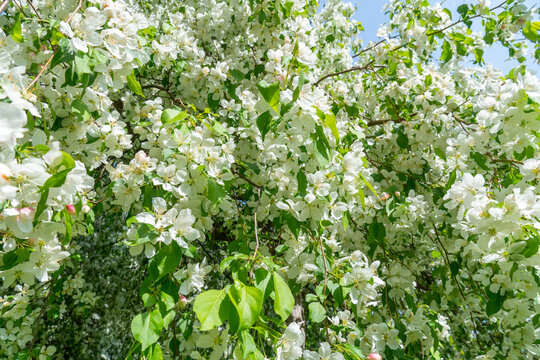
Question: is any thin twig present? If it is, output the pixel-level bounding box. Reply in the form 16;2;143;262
232;167;264;189
141;84;187;109
352;0;506;58
28;278;55;359
306;229;330;342
25;0;83;92
0;0;12;14
431;223;466;301
314;60;375;86
25;0;41;19
251;188;262;262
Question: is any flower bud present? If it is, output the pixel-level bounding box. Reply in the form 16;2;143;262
394;191;400;197
367;354;382;360
381;192;390;201
178;294;188;307
65;204;76;215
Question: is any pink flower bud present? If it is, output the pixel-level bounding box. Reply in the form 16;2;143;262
367;354;382;360
178;294;188;307
394;191;400;197
65;204;76;215
381;192;390;201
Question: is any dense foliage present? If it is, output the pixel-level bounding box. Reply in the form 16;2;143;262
0;0;539;359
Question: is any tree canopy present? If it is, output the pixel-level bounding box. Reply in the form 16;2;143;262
0;0;539;359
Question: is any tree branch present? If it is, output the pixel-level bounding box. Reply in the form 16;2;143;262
25;0;83;92
0;0;12;14
314;60;375;86
352;1;507;58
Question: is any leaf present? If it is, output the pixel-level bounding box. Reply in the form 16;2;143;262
193;288;229;331
257;80;280;113
324;112;339;141
292;74;306;102
131;309;164;351
308;302;326;323
74;53;91;76
272;272;294;321
161;109;187;124
470;151;489;171
254;268;274;301
486;295;503;316
208;179;226;204
72;99;91;122
256;111;272;141
474;48;484;65
297;170;307;197
62;209;73;245
11;15;23;43
240;331;257;358
441;40;452;63
34;165;75;226
228;283;263;331
357;172;379;199
148;243;182;283
146;343;163;360
457;4;468;16
33;189;49;227
313;125;331;167
434;147;447;161
342;343;364;359
396;129;409;149
127;72;144;97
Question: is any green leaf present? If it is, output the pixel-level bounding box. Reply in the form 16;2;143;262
254;268;274;301
396;129;409;149
324;112;339;141
239;330;257;358
256;111;272;141
131;309;164;351
74;53;91;76
357;172;379;199
486;293;503;316
434;147;447;161
62;209;73;245
193;288;229;331
72;99;91;122
257;80;280;113
146;343;163;360
470;151;489;170
208;179;226;204
41;168;73;189
127;72;144;97
308;302;326;323
313;125;331;167
342;343;364;359
228;282;263;331
297;170;307;197
474;48;484;65
441;40;452;63
161;109;187;124
34;155;77;226
292;75;306;102
272;272;294;321
357;187;366;210
148;243;182;283
11;15;23;43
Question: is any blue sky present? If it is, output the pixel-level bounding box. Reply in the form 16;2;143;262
329;0;539;73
